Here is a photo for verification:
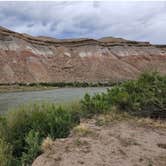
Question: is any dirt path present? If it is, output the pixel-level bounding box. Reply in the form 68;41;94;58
33;119;166;166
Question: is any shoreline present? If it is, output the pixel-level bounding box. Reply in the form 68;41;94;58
0;82;120;93
0;85;59;93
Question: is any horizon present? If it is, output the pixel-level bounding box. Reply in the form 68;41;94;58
0;1;166;44
0;25;150;43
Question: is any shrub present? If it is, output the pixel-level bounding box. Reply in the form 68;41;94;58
73;124;91;137
0;138;13;166
81;72;166;118
45;106;76;138
122;72;166;117
0;117;9;141
105;87;130;109
0;102;81;165
21;130;41;166
81;93;109;116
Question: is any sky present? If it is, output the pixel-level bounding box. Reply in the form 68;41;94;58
0;1;166;44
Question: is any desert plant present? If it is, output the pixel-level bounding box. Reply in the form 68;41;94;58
73;124;91;137
41;137;54;152
0;138;13;166
81;72;166;118
21;130;41;166
0;102;81;165
81;93;109;116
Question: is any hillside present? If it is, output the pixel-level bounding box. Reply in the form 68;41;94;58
0;26;166;83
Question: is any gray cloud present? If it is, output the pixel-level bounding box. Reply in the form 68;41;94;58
0;1;166;44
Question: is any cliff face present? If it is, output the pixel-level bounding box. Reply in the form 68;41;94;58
0;26;166;83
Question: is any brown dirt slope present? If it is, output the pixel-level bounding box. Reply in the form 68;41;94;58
0;26;166;83
33;118;166;166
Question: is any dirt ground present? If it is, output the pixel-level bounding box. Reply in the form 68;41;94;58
33;117;166;166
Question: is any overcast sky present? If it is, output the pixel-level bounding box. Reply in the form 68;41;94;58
0;1;166;44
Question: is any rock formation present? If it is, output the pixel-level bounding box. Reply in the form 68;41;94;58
0;26;166;84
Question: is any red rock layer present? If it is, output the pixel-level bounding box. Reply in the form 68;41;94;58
0;26;166;83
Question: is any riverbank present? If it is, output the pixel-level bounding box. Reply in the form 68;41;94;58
0;81;120;93
0;85;58;93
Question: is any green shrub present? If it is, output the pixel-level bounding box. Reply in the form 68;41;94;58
21;130;41;166
81;72;166;118
0;102;81;165
81;93;109;116
0;138;13;166
122;72;166;117
106;87;130;109
15;81;117;88
0;117;9;141
45;106;76;138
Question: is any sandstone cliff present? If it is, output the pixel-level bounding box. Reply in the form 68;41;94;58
0;26;166;83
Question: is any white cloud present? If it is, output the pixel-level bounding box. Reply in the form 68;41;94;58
0;1;166;44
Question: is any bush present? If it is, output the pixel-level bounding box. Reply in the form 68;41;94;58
81;72;166;118
45;106;76;138
0;138;13;166
122;72;166;117
81;93;109;116
0;117;9;141
0;102;80;165
21;130;41;166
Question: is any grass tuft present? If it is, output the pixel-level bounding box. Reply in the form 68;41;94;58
73;124;92;137
41;137;54;152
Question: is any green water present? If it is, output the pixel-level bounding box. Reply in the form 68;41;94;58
0;87;108;113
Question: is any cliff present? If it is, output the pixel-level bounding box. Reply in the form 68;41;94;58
0;26;166;83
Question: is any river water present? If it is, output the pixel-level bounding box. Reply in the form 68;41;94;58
0;87;108;113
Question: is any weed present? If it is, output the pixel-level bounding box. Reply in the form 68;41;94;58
21;130;41;166
0;138;13;166
73;124;92;137
41;137;54;152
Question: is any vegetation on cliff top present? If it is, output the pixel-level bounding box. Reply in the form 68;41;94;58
0;72;165;165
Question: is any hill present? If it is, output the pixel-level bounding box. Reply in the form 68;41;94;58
0;26;166;83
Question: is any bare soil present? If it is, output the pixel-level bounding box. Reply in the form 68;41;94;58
33;118;166;166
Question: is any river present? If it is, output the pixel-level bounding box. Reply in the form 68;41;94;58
0;87;108;113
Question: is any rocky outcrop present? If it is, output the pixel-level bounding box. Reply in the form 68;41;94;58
0;26;166;83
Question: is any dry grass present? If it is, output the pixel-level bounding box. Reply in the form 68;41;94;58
95;107;133;126
136;117;166;129
74;138;89;147
94;107;166;129
41;137;54;152
73;124;92;137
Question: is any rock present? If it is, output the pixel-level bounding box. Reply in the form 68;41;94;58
0;26;166;84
